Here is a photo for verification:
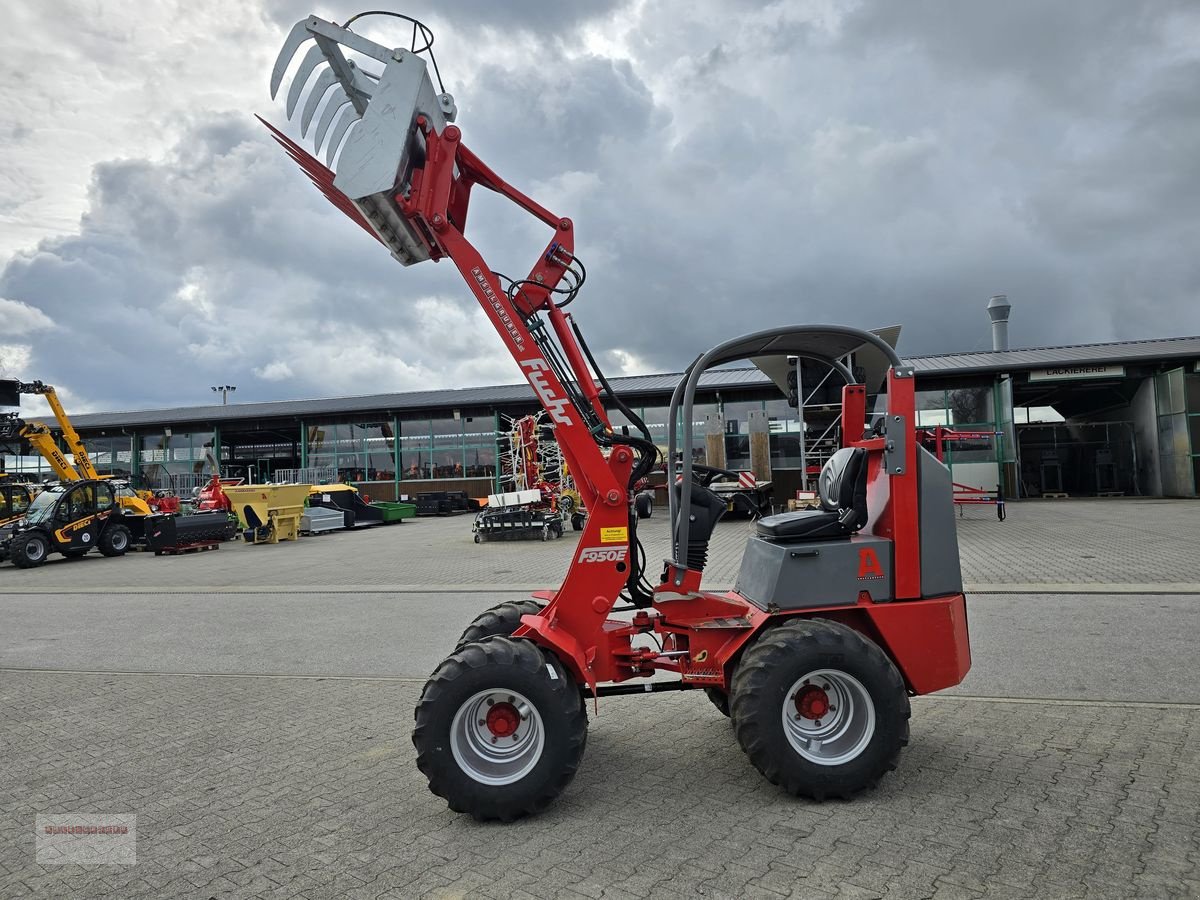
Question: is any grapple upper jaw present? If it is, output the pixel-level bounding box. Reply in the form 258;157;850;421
266;13;459;266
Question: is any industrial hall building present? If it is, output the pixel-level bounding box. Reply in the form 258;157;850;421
4;329;1199;502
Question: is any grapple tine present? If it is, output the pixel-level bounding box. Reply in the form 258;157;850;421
256;115;381;243
286;44;326;118
312;89;350;151
265;13;460;266
270;20;313;99
325;110;359;167
300;68;338;137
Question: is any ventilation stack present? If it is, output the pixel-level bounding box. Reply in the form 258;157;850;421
987;294;1011;352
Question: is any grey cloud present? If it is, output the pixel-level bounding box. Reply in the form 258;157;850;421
3;0;1199;416
840;1;1183;108
260;0;626;34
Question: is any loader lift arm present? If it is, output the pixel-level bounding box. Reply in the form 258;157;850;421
264;20;665;680
0;382;152;517
3;382;100;480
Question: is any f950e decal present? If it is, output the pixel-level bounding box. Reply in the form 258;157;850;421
578;546;628;564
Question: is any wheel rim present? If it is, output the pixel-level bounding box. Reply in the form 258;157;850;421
111;531;128;551
450;689;545;785
781;668;875;766
25;538;46;562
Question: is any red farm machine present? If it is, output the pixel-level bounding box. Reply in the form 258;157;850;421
267;13;971;820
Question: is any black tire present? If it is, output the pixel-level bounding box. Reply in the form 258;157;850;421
413;637;588;821
98;524;131;557
62;549;88;559
730;618;909;801
10;531;50;569
635;492;653;519
571;514;584;532
455;600;544;651
704;687;731;717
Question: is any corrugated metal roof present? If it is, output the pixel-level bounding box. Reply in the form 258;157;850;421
51;368;767;431
29;334;1200;432
906;335;1200;374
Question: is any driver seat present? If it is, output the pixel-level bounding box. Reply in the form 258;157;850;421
755;447;868;542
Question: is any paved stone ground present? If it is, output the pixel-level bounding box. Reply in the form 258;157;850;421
4;591;1200;704
3;498;1200;898
3;674;1198;900
1;498;1198;592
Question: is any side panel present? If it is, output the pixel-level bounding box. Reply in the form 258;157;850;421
736;534;894;610
918;446;964;597
868;593;971;693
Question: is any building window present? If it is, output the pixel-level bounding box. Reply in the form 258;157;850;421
399;416;496;480
307;423;395;482
139;432;216;489
1155;369;1198;496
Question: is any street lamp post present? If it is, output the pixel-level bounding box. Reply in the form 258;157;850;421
211;385;237;405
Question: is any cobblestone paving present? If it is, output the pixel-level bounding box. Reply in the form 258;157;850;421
2;674;1197;900
1;499;1198;593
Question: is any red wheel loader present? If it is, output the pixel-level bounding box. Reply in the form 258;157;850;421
266;13;971;820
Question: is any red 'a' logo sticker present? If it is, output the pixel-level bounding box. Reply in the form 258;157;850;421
857;547;884;580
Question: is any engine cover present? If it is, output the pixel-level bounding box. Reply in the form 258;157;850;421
735;534;894;611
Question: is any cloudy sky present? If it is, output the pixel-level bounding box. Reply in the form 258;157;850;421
1;0;1198;415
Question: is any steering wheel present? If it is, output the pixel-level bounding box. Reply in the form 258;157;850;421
688;463;742;488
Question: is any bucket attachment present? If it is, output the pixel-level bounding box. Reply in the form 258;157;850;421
267;14;458;266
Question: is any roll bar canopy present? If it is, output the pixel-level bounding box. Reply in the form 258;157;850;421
667;325;903;570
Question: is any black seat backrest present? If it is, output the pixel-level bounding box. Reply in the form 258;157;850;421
818;447;868;531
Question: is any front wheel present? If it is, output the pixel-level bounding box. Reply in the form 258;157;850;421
98;524;131;557
10;532;51;568
413;637;588;821
730;618;909;801
455;599;544;651
635;492;653;519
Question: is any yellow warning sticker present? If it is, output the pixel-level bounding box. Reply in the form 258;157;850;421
600;526;628;544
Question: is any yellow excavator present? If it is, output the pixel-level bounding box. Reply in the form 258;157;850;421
0;381;153;516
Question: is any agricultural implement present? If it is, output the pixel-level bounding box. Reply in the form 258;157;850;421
267;13;971;820
918;425;1007;520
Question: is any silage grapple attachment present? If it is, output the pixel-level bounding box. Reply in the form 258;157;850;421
267;13;459;266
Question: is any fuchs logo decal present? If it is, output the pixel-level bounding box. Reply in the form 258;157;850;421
578;546;629;564
857;547;885;580
521;358;573;425
471;266;525;351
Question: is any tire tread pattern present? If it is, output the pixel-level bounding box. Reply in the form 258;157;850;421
454;600;544;651
413;636;587;822
730;618;910;801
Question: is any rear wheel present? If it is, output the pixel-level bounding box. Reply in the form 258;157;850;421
98;524;131;557
413;637;587;821
730;618;909;801
10;532;50;568
635;492;653;519
455;600;544;651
